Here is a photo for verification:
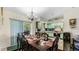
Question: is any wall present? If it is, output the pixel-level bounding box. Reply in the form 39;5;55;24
30;21;36;35
0;7;28;50
64;8;79;33
63;7;79;44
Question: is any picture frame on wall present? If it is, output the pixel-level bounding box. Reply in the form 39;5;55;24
69;18;76;28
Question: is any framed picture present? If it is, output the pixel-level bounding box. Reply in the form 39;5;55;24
69;18;76;28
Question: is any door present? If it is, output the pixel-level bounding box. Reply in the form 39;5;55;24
10;19;24;46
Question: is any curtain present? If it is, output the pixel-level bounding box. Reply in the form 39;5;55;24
10;19;24;46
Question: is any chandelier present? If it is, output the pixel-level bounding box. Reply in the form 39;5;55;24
29;8;35;21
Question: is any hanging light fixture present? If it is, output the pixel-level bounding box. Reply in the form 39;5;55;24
27;7;42;22
29;8;34;21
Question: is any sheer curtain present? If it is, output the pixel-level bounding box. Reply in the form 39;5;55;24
10;19;24;46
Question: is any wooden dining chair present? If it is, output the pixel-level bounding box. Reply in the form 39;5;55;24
52;36;59;51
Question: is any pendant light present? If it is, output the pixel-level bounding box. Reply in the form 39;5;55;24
29;8;34;21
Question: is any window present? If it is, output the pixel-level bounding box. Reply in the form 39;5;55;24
23;22;31;33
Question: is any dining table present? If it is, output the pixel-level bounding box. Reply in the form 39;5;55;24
26;36;55;51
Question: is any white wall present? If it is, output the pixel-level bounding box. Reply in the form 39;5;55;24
0;8;28;50
63;8;79;45
30;21;36;35
64;7;79;36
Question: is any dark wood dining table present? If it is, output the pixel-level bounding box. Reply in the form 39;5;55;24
26;37;54;51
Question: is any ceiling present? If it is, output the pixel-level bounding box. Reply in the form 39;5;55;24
5;7;64;20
